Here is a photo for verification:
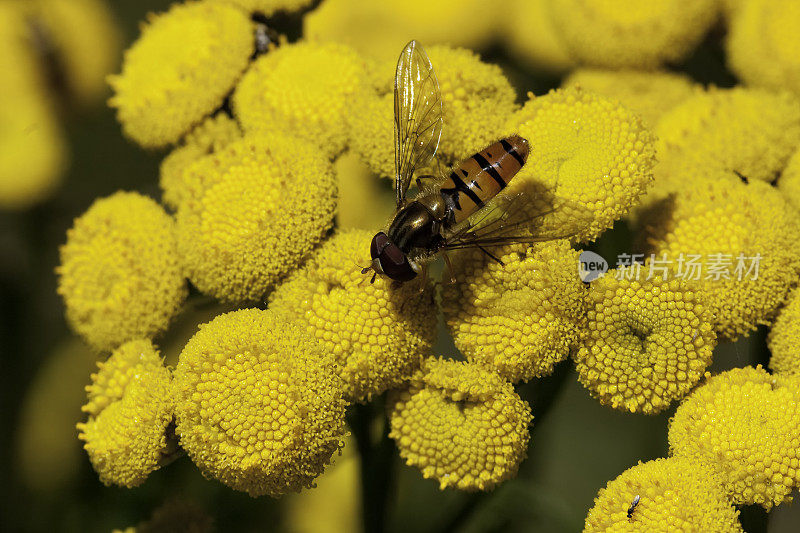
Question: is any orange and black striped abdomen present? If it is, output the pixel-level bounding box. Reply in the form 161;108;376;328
439;136;530;224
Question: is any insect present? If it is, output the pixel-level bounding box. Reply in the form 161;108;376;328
627;494;641;519
363;40;590;283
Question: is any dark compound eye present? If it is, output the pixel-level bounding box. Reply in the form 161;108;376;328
370;232;390;260
379;243;417;282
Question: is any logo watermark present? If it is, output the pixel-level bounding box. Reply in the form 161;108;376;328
578;252;761;282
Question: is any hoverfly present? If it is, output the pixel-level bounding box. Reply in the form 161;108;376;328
363;40;590;283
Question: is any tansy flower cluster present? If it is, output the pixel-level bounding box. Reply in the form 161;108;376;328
47;0;800;530
0;0;118;209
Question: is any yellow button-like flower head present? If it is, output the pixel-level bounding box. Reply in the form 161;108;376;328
303;0;498;64
642;177;800;340
768;289;800;375
33;0;120;104
349;45;518;179
0;3;66;210
268;229;436;402
77;353;174;488
58;192;187;351
504;87;656;242
669;366;800;509
550;0;719;68
173;309;347;497
777;145;800;211
655;87;800;185
109;1;254;148
160;113;242;211
177;132;337;303
584;457;743;532
727;0;800;95
83;339;163;417
575;274;716;414
211;0;312;15
389;357;532;491
233;41;367;158
562;68;697;127
504;0;574;74
442;241;586;383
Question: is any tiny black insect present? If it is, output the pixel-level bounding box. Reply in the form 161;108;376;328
627;494;641;519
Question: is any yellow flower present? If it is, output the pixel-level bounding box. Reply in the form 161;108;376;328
335;151;395;231
16;339;96;493
549;0;719;68
640;177;800;340
441;241;586;383
268;229;436;402
159;113;241;211
503;87;656;242
768;289;800;375
669;366;800;509
388;357;532;491
211;0;312;15
654;87;800;184
115;500;213;533
777;145;800;211
284;437;359;533
562;68;697;127
504;0;574;74
57;192;187;351
574;273;716;414
350;45;519;179
176;132;337;303
727;0;800;95
82;339;163;417
0;3;66;210
109;1;254;148
233;41;367;158
584;457;743;532
32;0;120;104
173;309;347;497
77;356;174;488
303;0;498;64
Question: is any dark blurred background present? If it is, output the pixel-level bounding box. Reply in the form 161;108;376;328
0;2;797;532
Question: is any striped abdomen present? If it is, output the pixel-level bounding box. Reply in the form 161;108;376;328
439;135;530;224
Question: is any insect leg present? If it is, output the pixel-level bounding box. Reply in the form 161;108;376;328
477;245;505;266
442;252;457;284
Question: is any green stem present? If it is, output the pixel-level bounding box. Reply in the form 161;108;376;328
348;400;395;533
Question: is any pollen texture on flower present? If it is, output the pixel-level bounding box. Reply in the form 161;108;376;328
562;68;697;127
584;457;743;532
108;1;254;148
769;289;800;375
504;87;656;242
57;192;187;351
549;0;719;68
177;132;337;303
159;113;242;211
654;87;800;184
727;0;800;95
640;176;800;340
268;229;436;402
777;145;800;211
233;41;367;158
389;357;532;491
441;241;586;383
574;273;716;414
77;353;174;488
350;45;518;179
82;339;163;418
669;366;800;509
172;309;347;497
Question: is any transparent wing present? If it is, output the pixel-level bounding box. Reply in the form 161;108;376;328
441;185;594;250
394;40;443;206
